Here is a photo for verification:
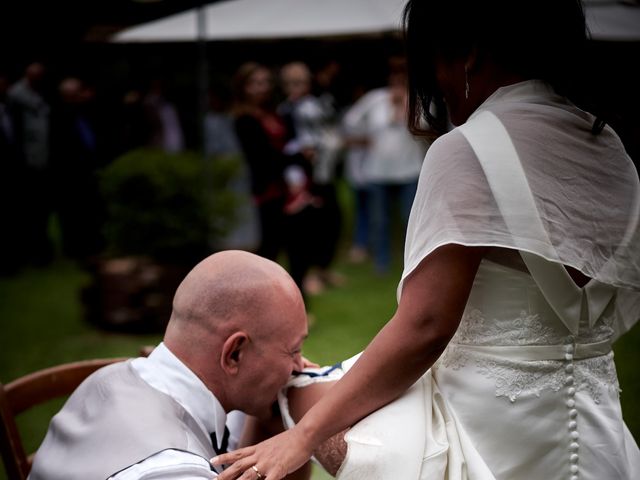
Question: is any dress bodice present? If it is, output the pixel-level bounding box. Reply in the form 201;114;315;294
451;259;615;348
437;258;619;406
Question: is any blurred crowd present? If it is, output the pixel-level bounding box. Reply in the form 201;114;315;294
0;57;435;298
1;63;105;273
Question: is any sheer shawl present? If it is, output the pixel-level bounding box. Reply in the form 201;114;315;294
400;81;640;336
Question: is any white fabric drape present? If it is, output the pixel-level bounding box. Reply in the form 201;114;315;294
335;357;496;480
401;80;640;336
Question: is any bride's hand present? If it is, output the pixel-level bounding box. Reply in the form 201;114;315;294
212;427;314;480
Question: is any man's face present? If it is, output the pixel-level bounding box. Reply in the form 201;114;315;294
238;294;307;419
282;74;310;101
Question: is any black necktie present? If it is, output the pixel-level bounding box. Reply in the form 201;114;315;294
211;426;230;457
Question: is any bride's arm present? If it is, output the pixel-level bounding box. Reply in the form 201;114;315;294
287;382;348;476
214;243;486;480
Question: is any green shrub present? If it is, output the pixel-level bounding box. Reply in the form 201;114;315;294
100;149;241;263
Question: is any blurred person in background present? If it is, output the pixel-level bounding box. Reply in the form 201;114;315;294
342;57;430;274
279;61;345;296
205;81;260;252
8;61;53;266
341;82;372;265
143;78;185;154
118;86;150;154
232;62;290;264
49;76;103;263
312;60;341;117
0;72;22;274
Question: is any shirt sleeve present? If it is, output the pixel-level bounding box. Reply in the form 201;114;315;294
399;128;498;298
110;449;217;479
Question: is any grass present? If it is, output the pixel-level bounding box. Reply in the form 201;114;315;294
1;216;638;479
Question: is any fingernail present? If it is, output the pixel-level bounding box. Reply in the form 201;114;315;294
210;456;218;464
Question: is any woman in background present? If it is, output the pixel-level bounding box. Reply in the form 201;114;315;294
232;63;290;262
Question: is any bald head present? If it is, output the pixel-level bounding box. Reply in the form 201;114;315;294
163;251;308;413
167;250;298;339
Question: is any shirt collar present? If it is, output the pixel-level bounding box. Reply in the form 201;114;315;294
131;342;228;450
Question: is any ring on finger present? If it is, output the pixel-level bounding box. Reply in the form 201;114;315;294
251;465;264;480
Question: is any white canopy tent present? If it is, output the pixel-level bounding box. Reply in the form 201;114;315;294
584;0;640;41
113;0;640;43
114;0;407;43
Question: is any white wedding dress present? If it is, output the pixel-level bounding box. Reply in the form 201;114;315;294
281;257;638;479
279;81;640;479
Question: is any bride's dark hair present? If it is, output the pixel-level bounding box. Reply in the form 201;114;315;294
403;0;589;135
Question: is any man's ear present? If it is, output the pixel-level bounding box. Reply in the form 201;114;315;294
220;331;249;375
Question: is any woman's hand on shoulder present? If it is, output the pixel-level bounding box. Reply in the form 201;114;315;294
212;427;313;480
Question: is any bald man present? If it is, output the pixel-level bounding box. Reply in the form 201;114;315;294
29;251;309;480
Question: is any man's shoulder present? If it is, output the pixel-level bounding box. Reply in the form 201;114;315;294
59;359;187;443
72;359;133;392
30;359;212;480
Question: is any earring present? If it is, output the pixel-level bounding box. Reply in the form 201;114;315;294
464;65;470;100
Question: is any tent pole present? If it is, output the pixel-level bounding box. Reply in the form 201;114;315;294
196;2;209;156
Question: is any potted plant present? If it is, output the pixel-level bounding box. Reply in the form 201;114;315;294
82;148;241;333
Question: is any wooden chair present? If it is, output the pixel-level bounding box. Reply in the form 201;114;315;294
0;357;129;479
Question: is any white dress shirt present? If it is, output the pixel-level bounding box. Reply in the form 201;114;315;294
342;87;427;184
111;343;245;479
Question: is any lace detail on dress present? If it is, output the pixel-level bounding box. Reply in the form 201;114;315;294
438;346;619;403
452;309;562;346
477;356;564;402
576;354;620;404
438;309;620;403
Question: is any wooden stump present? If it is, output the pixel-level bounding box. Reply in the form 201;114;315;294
81;257;190;334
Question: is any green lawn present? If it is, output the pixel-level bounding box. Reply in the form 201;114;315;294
1;246;638;479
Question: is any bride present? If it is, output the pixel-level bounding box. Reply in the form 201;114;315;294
215;0;640;478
